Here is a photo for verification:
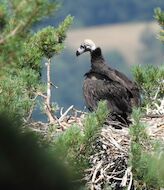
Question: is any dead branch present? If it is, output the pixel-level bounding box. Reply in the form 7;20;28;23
44;58;56;124
120;166;132;187
153;86;161;100
59;105;74;122
146;98;164;115
37;92;47;99
50;81;58;88
127;171;133;190
91;161;103;184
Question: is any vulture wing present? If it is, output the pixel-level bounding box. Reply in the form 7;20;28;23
93;63;140;106
90;48;141;106
83;76;132;115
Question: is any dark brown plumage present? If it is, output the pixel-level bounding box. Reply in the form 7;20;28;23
76;39;141;124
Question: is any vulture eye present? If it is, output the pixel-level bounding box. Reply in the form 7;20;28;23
80;45;85;48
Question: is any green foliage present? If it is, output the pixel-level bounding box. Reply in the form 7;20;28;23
53;101;109;177
0;0;59;119
130;109;150;173
132;65;164;108
0;0;73;120
54;124;82;159
0;0;58;70
133;151;164;189
154;7;164;26
130;109;164;189
130;9;164;189
0;4;7;32
83;101;109;143
23;15;73;64
154;7;164;43
56;15;74;43
0;68;40;120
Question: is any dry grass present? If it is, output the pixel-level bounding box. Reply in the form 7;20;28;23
66;22;160;65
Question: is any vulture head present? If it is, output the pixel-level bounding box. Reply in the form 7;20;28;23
76;39;96;56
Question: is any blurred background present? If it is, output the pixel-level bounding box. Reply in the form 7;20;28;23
34;0;164;119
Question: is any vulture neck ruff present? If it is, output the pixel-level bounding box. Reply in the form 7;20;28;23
90;47;105;70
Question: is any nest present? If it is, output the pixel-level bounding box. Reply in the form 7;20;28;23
85;125;131;190
25;105;164;190
85;115;164;190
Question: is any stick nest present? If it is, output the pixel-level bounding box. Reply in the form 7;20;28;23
26;106;164;190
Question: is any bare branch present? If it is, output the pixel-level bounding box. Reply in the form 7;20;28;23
59;105;74;122
153;86;160;100
120;166;132;187
91;161;103;184
127;171;133;190
46;59;51;108
50;82;58;88
44;58;56;124
37;92;47;99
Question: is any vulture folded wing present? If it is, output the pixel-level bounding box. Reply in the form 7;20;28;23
95;64;141;106
108;68;141;106
83;78;132;114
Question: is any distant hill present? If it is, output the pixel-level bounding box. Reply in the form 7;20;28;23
42;0;164;27
66;22;160;65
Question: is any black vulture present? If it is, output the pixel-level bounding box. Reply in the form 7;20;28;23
76;39;141;124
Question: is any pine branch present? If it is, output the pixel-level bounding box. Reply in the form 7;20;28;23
0;22;22;44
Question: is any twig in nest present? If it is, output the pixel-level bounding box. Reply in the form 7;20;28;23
59;105;74;122
72;107;87;117
144;114;164;118
120;166;132;187
153;86;160;100
127;171;133;190
101;133;126;153
91;161;103;185
105;120;127;128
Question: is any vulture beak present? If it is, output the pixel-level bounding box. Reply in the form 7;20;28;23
76;50;80;56
76;47;85;56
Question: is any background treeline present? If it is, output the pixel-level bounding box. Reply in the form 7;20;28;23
40;0;164;27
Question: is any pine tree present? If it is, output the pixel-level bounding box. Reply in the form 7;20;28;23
154;7;164;43
130;8;164;189
132;7;164;115
0;2;76;188
0;0;73;120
